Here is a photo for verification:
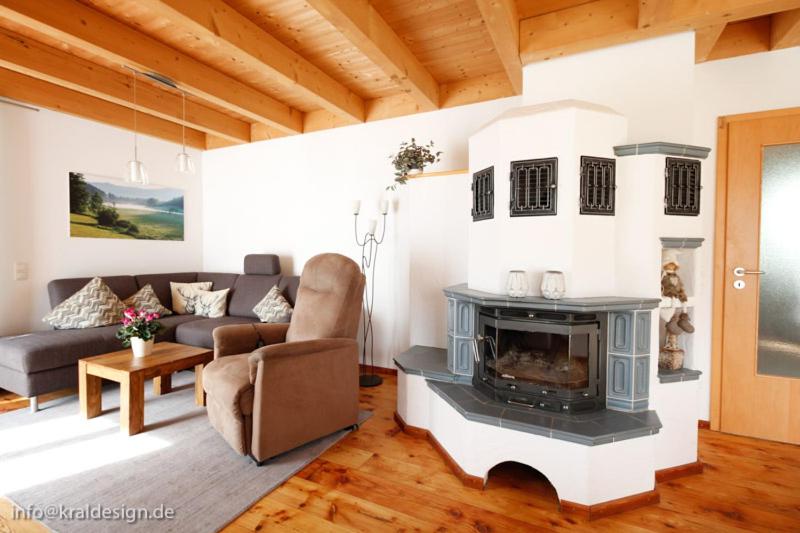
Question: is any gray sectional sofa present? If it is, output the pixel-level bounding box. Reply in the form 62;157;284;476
0;254;299;411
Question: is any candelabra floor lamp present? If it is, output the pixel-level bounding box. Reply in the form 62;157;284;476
353;200;388;387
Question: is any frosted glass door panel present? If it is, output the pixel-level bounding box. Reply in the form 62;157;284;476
757;144;800;378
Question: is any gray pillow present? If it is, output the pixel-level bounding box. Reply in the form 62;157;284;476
253;285;293;323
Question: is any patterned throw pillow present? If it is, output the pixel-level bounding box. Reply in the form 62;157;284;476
253;285;293;323
123;284;173;316
193;289;230;318
170;281;212;315
42;277;126;329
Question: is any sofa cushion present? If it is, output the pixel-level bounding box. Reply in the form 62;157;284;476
175;316;258;348
0;315;203;374
134;273;197;310
43;277;126;330
48;275;138;308
228;275;282;318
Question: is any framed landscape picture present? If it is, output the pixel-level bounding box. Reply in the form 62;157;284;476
69;172;184;241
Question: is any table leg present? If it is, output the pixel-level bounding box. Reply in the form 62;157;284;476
195;364;206;407
153;373;172;396
121;372;145;436
79;360;102;419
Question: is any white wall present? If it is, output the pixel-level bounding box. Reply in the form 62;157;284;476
202;34;799;419
202;97;521;368
0;105;203;334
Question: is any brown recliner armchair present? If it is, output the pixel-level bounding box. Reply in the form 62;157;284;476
202;253;365;464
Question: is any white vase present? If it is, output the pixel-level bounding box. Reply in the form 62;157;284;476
506;270;528;298
130;337;154;358
541;271;566;300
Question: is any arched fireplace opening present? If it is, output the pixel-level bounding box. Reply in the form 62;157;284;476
486;461;559;506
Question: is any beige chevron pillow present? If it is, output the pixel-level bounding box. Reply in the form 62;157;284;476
43;277;126;330
170;281;212;315
253;285;293;323
123;284;172;316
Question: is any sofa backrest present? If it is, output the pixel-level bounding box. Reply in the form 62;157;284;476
227;274;282;318
46;254;299;318
48;276;139;308
134;273;197;310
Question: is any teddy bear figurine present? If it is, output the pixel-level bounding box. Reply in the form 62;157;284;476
661;251;687;303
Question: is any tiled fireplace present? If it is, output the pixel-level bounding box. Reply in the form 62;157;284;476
447;286;658;414
394;100;707;514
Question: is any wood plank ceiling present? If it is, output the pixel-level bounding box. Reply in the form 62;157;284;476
0;0;798;150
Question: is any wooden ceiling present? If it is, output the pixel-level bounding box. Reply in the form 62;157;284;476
0;0;798;150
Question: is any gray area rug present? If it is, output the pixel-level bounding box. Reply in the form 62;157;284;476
0;371;370;532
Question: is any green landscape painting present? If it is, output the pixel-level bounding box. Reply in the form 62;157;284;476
69;172;184;241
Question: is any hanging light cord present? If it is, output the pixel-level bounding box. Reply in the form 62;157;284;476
181;90;187;153
132;70;138;161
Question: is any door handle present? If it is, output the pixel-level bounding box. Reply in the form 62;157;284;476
733;267;765;276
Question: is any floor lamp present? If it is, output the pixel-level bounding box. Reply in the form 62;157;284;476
353;200;388;387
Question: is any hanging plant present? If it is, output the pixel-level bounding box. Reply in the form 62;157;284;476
388;138;442;190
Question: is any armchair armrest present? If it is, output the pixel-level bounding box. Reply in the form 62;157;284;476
247;338;356;383
212;323;290;359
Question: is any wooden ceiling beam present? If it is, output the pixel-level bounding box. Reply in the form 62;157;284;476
135;0;365;125
520;0;800;63
771;8;800;48
638;0;673;29
705;17;772;61
0;67;206;149
304;72;514;133
475;0;523;94
305;0;440;111
0;28;249;144
0;0;302;134
695;23;728;62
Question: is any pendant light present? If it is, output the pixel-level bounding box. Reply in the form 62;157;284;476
126;70;148;184
175;90;195;174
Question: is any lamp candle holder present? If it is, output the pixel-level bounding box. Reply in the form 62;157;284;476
353;208;387;387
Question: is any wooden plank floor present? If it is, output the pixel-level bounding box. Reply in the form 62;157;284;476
2;377;799;532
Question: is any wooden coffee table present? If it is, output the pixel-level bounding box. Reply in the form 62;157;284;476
78;342;213;435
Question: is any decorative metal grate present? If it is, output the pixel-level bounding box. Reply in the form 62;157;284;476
471;166;494;221
509;158;558;216
664;157;701;216
580;156;616;215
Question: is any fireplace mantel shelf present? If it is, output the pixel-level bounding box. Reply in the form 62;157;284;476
444;284;661;312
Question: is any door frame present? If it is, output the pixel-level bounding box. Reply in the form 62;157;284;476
710;106;800;431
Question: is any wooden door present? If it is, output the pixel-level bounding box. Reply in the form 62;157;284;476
716;110;800;444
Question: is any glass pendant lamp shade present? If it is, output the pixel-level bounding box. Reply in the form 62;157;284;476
127;159;148;184
175;150;195;174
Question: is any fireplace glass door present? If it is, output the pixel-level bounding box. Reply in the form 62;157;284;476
477;313;601;410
